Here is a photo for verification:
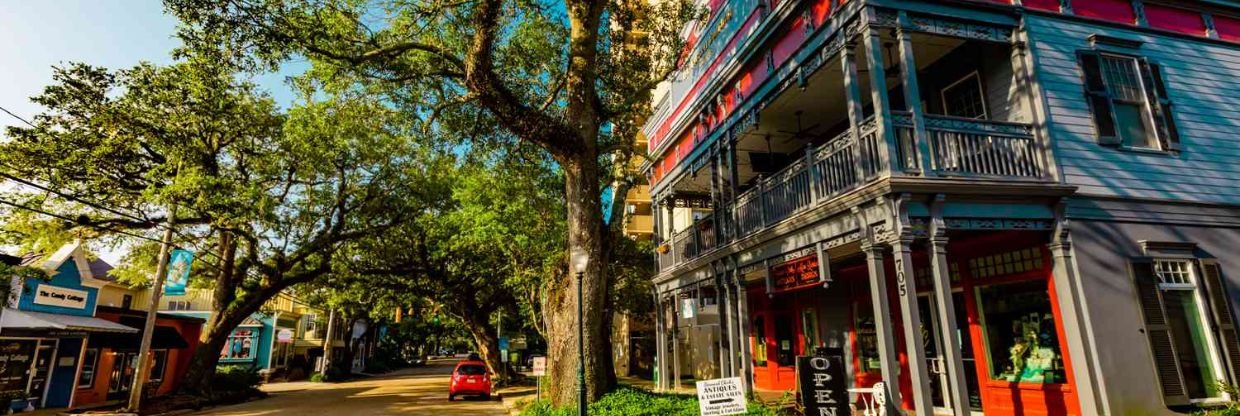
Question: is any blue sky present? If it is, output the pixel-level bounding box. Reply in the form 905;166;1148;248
0;1;302;262
0;0;299;128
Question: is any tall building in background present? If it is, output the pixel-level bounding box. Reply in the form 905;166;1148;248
644;0;1240;415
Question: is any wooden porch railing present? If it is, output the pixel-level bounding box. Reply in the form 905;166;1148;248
656;114;1045;271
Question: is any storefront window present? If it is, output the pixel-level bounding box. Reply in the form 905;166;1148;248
222;329;256;360
801;308;820;355
854;304;880;374
976;280;1066;384
78;349;99;388
753;316;767;367
774;314;794;366
150;350;168;382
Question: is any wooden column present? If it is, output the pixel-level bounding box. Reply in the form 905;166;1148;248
889;197;934;414
841;41;869;182
672;291;682;390
896;11;935;176
715;262;732;378
928;195;970;416
727;142;741;241
863;12;901;174
1049;205;1107;415
653;290;667;391
856;207;902;415
734;264;754;395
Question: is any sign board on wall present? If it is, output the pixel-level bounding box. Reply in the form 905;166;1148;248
770;254;819;292
796;354;848;416
33;284;88;309
277;329;294;344
531;357;547;376
695;377;747;416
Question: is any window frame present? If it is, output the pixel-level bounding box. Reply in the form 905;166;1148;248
149;350;169;382
1154;258;1230;403
940;71;989;120
1097;53;1162;150
77;348;99;389
973;279;1067;384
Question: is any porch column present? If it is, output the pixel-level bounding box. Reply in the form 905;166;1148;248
928;196;970;416
652;198;663;269
1049;212;1107;415
725;260;741;379
672;291;682;391
734;265;755;395
857;208;902;415
863;11;901;174
727;142;741;241
841;41;869;182
890;232;934;414
715;262;732;378
653;290;667;391
896;11;936;176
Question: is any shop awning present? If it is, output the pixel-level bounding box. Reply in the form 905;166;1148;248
89;325;190;350
0;309;138;333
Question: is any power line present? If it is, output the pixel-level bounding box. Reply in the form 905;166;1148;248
0;105;34;128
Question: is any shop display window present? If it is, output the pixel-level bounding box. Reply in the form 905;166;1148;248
753;316;767;366
222;329;256;360
976;280;1066;384
78;349;99;388
854;304;880;374
801;308;821;355
150;350;168;382
774;314;795;366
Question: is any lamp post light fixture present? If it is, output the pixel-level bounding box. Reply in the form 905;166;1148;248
572;251;589;416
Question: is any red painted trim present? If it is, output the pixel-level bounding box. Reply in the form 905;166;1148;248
1147;3;1208;36
1073;0;1137;24
1216;15;1240;41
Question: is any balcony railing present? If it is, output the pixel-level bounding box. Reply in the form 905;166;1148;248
656;114;1045;271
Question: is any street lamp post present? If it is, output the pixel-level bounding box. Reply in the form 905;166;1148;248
573;253;588;416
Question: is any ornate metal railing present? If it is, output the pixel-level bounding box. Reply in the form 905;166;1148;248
656;113;1044;271
893;114;1042;178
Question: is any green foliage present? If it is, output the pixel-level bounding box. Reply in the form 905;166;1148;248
308;373;327;383
518;387;781;416
1192;382;1240;415
208;365;263;402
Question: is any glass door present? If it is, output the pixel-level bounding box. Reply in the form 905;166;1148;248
918;293;984;414
108;352;138;400
27;343;54;407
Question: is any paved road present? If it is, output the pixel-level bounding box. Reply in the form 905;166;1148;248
192;359;506;416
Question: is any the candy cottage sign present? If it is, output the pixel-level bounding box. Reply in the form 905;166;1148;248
0;340;36;400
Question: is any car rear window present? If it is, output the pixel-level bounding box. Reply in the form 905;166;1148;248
458;365;487;375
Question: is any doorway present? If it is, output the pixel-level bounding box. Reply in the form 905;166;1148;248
917;293;983;414
108;352;139;400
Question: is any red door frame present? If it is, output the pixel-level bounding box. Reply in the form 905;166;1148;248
842;231;1082;415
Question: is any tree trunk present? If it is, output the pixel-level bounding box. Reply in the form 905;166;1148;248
180;304;252;396
461;313;505;384
320;309;337;378
543;153;612;406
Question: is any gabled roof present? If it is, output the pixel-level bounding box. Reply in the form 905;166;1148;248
22;241;111;288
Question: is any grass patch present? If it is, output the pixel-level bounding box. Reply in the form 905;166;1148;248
518;387;781;416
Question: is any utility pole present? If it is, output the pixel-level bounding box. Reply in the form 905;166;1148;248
126;209;176;412
321;309;337;378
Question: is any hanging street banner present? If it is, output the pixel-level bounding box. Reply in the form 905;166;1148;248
796;354;848;416
164;249;193;296
695;377;747;416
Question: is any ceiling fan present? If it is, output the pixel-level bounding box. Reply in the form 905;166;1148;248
774;111;820;142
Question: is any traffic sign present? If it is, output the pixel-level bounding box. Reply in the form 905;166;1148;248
531;357;547;376
696;377;746;416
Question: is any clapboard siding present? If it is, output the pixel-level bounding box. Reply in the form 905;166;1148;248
1027;15;1240;205
1066;197;1240;227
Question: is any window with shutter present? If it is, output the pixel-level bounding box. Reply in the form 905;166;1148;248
1135;258;1232;406
1198;261;1240;387
1078;51;1181;151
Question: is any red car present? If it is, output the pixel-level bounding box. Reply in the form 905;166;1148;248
448;360;492;401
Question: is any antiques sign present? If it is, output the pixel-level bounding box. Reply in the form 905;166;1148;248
796;354;848;416
771;253;819;292
34;284;88;309
695;377;747;416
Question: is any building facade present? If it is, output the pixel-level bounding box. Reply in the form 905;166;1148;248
0;243;202;412
644;0;1240;415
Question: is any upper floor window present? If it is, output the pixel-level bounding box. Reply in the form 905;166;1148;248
167;300;191;311
1079;51;1180;151
941;71;988;119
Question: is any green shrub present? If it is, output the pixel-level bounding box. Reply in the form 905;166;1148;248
518;387;780;416
309;373;327;383
208;365;263;403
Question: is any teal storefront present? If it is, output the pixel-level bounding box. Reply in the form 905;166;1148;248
0;243;137;411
